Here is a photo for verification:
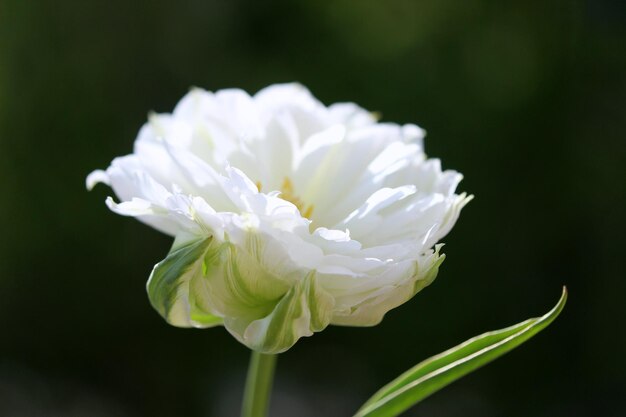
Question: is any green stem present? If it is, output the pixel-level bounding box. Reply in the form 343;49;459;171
241;351;277;417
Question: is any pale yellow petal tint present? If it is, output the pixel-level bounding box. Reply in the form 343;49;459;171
256;177;314;220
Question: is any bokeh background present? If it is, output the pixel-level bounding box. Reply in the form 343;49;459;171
1;1;624;416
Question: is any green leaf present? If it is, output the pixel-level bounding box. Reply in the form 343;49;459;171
354;287;568;417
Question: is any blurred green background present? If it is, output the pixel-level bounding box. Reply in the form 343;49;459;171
1;1;624;416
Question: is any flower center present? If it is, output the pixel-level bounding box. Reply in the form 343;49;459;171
256;178;314;220
280;177;314;219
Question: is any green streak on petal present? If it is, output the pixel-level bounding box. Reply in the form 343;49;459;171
242;271;334;354
147;237;223;328
205;236;290;323
306;272;334;332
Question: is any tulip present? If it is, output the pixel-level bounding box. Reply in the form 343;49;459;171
88;83;471;355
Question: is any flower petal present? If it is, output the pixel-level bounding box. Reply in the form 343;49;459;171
331;247;445;326
86;169;110;190
236;271;334;353
147;236;223;328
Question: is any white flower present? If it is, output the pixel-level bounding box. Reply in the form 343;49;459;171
87;83;471;354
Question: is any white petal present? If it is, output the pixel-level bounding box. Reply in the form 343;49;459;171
86;169;110;190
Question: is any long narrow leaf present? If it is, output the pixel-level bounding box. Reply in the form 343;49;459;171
355;287;567;417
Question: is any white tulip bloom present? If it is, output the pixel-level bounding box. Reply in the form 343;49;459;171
87;83;471;353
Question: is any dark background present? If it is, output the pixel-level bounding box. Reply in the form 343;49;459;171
1;1;624;416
